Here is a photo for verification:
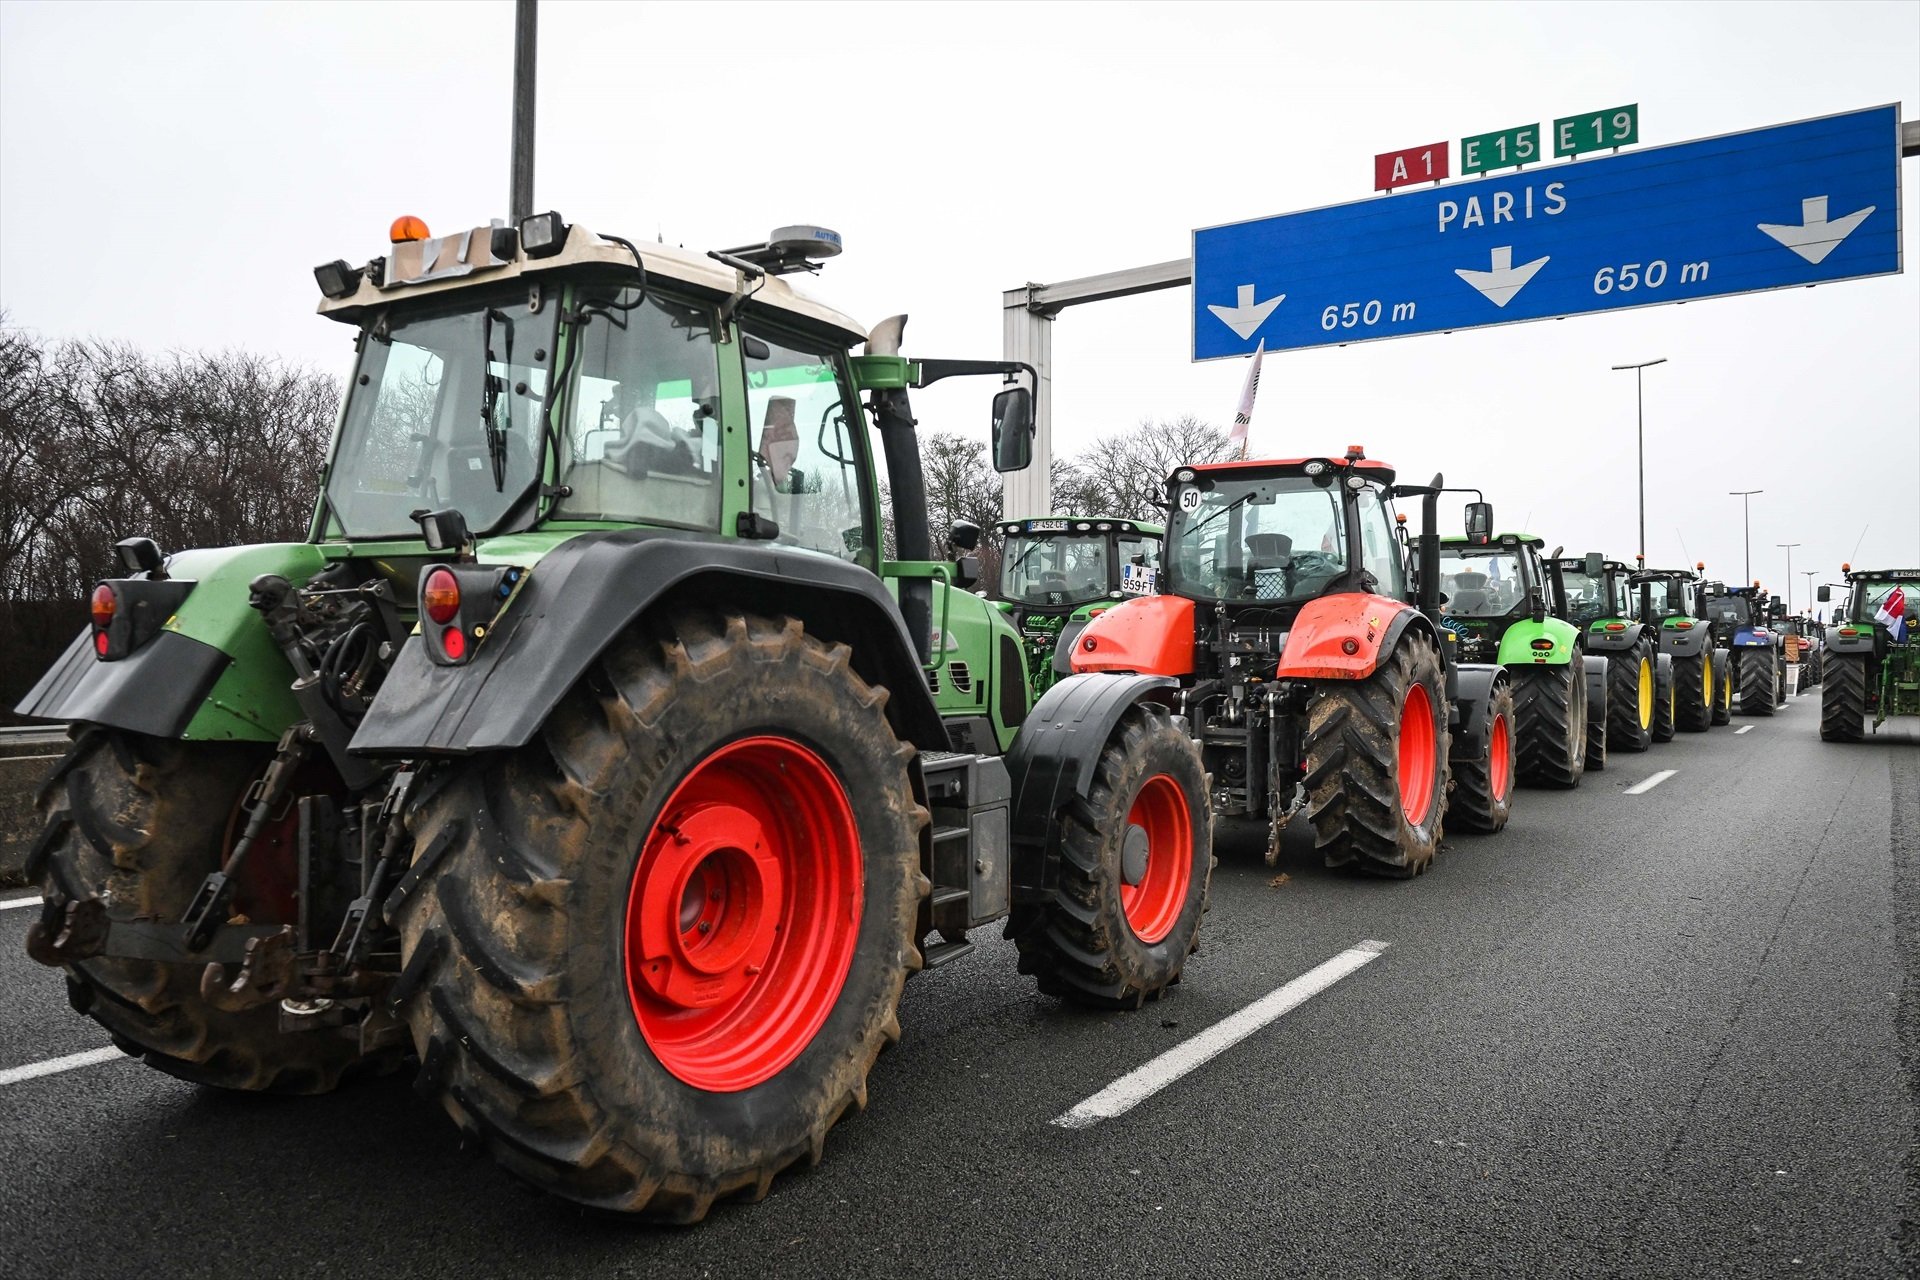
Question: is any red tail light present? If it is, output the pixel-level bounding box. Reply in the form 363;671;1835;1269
422;568;461;624
1604;621;1626;631
1531;638;1555;651
441;625;467;660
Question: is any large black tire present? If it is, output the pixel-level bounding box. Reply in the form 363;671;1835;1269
396;609;926;1221
1584;662;1609;772
25;730;382;1093
1776;656;1789;707
1819;654;1868;742
1303;629;1449;877
1606;642;1655;752
1009;704;1211;1008
1448;676;1515;834
1738;649;1776;717
1711;653;1733;726
1651;658;1677;743
1674;651;1713;732
1512;662;1588;788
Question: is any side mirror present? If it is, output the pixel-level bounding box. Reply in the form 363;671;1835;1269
1583;551;1604;578
1770;594;1783;613
991;386;1034;473
948;520;982;552
1463;501;1494;544
952;555;982;591
1817;585;1831;603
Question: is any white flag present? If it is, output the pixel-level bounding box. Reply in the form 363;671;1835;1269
1229;340;1264;460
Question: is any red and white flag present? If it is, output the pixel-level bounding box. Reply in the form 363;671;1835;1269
1875;585;1907;642
1228;340;1264;460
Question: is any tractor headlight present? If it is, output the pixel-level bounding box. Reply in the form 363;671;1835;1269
518;211;568;257
313;259;362;299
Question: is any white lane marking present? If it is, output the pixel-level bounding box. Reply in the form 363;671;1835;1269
1052;939;1390;1130
1735;725;1755;735
0;1046;128;1087
1625;769;1677;795
1;896;44;912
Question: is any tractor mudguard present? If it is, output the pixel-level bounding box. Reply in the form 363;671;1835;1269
1654;651;1675;699
1583;620;1645;653
1826;625;1877;655
1070;594;1196;676
1274;593;1417;680
15;542;320;742
350;529;947;756
1495;615;1580;666
1729;625;1777;650
1447;663;1508;762
1004;671;1179;889
1657;620;1712;658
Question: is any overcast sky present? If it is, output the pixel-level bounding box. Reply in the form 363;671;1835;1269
3;0;1915;605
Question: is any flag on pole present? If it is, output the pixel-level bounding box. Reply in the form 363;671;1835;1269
1874;585;1907;642
1229;340;1265;460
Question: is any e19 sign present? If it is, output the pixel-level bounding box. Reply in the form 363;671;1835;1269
1374;142;1449;192
1554;103;1638;157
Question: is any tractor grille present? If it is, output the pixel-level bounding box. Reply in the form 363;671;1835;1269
926;662;973;696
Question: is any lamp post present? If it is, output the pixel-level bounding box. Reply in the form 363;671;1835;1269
1800;569;1816;617
1729;489;1763;583
1611;358;1668;561
1776;542;1801;613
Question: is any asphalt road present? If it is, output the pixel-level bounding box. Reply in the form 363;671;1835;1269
1;692;1914;1279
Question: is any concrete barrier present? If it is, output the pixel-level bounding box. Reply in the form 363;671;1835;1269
1;727;67;888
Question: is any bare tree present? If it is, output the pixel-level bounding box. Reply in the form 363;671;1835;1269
1056;415;1232;522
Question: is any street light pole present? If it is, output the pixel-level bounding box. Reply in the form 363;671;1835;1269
1777;542;1801;612
1611;358;1668;561
1800;569;1816;616
1729;489;1763;583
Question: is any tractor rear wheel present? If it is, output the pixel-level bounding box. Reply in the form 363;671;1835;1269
1711;657;1733;726
1675;652;1713;732
1738;649;1776;717
1606;643;1655;752
1448;677;1514;834
1819;654;1868;741
1009;704;1210;1008
396;608;925;1221
1303;630;1449;877
1512;662;1588;788
25;730;383;1093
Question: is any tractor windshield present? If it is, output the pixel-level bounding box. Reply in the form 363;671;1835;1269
1558;566;1612;624
325;293;556;538
1000;534;1111;606
1438;546;1525;618
1703;596;1750;627
1639;576;1689;619
1855;580;1919;628
1166;475;1348;604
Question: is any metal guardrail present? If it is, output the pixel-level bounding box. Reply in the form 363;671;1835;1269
0;724;67;741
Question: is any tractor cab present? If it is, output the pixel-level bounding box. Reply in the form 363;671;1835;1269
1435;533;1559;665
1551;555;1635;629
994;515;1163;698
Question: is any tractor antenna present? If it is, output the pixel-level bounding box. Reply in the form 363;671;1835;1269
1848;523;1870;561
1674;527;1692;564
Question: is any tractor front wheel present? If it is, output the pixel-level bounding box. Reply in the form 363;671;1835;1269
1651;659;1678;743
1304;630;1449;877
1606;642;1655;752
396;608;925;1221
1675;652;1713;732
1009;703;1211;1008
1512;661;1588;788
25;731;385;1093
1738;649;1777;717
1819;654;1868;742
1448;677;1515;834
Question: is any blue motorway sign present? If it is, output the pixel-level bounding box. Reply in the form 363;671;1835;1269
1191;104;1903;360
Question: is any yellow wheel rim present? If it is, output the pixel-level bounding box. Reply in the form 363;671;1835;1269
1701;653;1714;706
1637;658;1654;729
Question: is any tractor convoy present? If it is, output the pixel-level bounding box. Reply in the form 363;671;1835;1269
7;209;1888;1224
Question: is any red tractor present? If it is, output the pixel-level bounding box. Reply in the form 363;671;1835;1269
1066;449;1515;875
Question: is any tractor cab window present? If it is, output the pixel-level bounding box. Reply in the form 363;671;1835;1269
1437;546;1525;618
1559;566;1609;624
743;327;871;565
1166;474;1347;604
1116;534;1160;571
1001;534;1110;606
553;291;723;532
1354;488;1406;596
1640;577;1685;618
1703;595;1750;627
1611;573;1633;617
326;293;555;538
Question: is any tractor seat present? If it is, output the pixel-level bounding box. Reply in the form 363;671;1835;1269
1450;570;1491;614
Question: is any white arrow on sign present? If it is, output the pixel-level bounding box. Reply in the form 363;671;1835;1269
1207;284;1285;340
1757;195;1875;265
1453;246;1550;308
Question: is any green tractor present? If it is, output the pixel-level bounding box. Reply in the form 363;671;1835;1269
1550;554;1680;753
1818;567;1918;740
17;214;1213;1220
1629;564;1730;730
992;515;1163;701
1436;533;1608;786
1699;580;1786;715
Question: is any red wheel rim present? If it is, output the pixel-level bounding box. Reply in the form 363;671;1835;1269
1117;774;1192;945
1488;710;1512;802
1397;682;1438;825
623;736;862;1092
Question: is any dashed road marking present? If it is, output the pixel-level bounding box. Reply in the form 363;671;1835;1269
0;1047;127;1088
1052;939;1390;1130
1625;769;1678;795
1735;725;1755;735
1;896;43;912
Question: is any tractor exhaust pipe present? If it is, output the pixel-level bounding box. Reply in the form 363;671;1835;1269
1419;471;1443;621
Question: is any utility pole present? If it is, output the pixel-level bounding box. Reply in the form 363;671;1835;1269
1800;569;1816;616
1611;358;1667;561
1729;489;1763;584
1777;542;1801;612
510;0;537;221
